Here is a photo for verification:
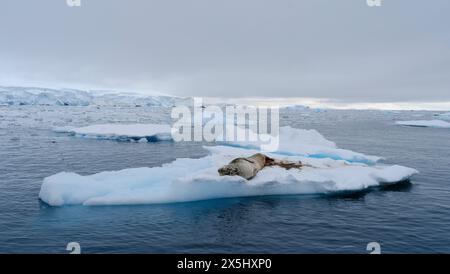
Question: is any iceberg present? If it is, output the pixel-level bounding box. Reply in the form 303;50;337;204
39;127;418;206
56;123;172;142
395;120;450;129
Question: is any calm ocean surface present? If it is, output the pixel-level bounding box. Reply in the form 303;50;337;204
0;106;449;253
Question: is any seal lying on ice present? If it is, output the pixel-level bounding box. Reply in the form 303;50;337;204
218;153;303;180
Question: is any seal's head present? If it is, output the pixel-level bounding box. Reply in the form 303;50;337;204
218;164;239;177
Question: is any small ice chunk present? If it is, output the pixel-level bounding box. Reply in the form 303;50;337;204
138;138;148;143
395;120;450;128
435;112;450;120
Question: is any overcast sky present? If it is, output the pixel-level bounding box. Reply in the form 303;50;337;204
0;0;449;103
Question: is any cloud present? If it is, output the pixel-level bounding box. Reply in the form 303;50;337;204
0;0;449;102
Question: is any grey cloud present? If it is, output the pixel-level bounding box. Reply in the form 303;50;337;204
0;0;449;102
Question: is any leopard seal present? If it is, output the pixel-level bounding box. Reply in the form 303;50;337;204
218;153;303;180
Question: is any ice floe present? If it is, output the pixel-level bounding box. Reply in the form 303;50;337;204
55;122;381;164
55;123;172;142
39;127;418;206
395;120;450;129
225;126;381;164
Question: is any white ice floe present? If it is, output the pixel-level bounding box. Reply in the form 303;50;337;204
51;119;381;166
39;129;418;206
225;126;381;164
58;123;380;164
395;120;450;129
56;123;172;142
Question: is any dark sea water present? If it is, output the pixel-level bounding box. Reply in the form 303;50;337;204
0;106;449;253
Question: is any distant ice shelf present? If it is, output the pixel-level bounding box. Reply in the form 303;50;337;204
55;123;172;142
0;86;192;107
395;120;450;129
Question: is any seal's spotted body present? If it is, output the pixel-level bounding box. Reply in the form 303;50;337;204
218;153;303;180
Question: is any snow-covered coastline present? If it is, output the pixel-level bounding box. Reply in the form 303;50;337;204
0;86;191;107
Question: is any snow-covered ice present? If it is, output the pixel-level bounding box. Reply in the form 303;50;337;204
39;127;418;206
226;126;381;164
0;86;192;107
55;122;381;163
396;120;450;129
55;123;172;142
